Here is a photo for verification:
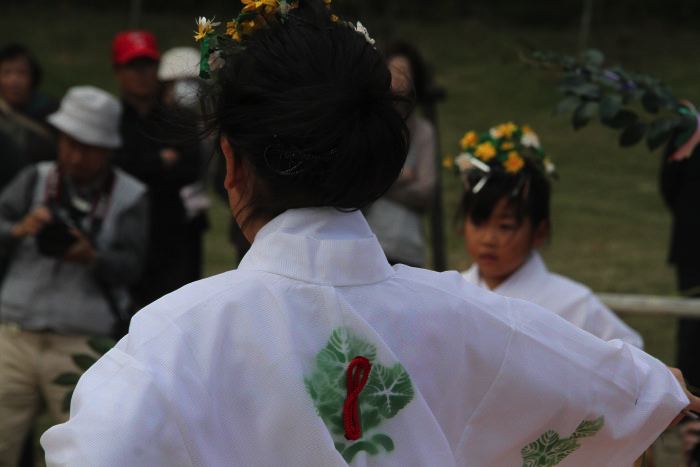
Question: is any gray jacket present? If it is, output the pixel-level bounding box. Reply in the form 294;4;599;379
0;162;148;336
365;115;436;266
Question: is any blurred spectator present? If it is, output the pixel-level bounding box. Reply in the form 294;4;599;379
0;43;58;179
364;41;436;267
0;86;148;465
112;31;203;307
158;46;210;281
661;140;700;466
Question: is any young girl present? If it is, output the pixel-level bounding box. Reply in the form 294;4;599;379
41;3;695;466
458;123;643;347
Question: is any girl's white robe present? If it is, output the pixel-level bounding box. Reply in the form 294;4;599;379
42;208;684;466
462;252;643;348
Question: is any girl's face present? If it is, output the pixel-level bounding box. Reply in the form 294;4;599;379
464;197;547;290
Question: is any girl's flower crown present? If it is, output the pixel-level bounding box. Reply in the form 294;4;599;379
194;0;375;80
447;122;556;193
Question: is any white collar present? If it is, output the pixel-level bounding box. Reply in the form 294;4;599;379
464;252;548;294
495;251;548;295
238;207;395;286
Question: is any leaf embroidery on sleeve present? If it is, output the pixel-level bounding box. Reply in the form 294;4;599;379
521;416;604;467
305;327;415;463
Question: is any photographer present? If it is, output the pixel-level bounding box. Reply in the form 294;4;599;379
0;86;147;465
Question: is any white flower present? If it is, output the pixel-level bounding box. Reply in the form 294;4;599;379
455;153;473;172
489;127;501;139
353;21;375;46
521;131;541;149
544;157;556;175
208;50;225;72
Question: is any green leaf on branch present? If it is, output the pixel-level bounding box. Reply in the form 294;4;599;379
72;354;97;371
602;109;638;129
642;91;661;114
647;117;680;151
571;83;599;99
62;389;74;413
583;49;605;68
619;122;648;147
573;101;598;130
599;95;623;120
53;372;80;386
555;96;580;115
87;337;116;356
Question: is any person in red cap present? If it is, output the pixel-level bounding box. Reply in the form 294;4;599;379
111;31;204;310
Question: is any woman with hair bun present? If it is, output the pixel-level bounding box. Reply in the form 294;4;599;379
42;1;698;466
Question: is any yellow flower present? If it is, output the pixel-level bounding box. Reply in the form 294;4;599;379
475;142;496;161
504;151;525;173
194;16;218;42
442;155;454;169
323;0;332;8
226;20;242;41
497;122;518;139
241;0;279;14
330;13;339;22
501;142;515;151
459;131;478;150
522;124;534;135
239;15;267;34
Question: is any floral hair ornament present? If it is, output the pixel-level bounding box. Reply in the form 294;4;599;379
450;122;556;194
194;0;375;79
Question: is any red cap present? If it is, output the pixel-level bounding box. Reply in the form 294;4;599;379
112;30;160;65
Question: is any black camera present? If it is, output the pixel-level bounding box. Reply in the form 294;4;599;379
36;208;78;258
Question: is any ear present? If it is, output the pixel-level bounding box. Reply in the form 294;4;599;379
220;135;244;190
532;219;550;249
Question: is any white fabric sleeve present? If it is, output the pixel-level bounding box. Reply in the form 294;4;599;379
578;293;644;349
456;298;688;467
41;345;192;467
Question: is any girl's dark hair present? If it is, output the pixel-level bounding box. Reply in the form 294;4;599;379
206;0;409;225
384;41;429;106
0;43;42;90
457;159;551;229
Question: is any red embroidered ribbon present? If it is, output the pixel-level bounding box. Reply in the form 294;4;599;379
343;356;372;441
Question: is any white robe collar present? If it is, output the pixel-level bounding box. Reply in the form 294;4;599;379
238;207;396;286
463;251;548;295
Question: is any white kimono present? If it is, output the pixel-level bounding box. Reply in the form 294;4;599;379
462;252;644;348
42;208;685;466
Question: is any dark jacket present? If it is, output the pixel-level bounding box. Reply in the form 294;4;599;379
660;144;700;290
114;100;202;306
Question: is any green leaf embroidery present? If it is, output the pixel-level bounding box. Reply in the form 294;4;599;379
572;416;605;438
305;327;414;463
371;434;395;452
362;363;414;419
521;417;604;467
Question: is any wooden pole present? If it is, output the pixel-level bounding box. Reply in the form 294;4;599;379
130;0;143;28
423;87;447;271
578;0;594;55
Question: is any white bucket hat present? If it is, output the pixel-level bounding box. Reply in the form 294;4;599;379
48;86;122;149
158;47;201;81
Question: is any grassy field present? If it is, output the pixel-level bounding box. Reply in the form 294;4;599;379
2;5;699;465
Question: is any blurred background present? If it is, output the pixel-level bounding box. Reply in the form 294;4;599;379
2;0;699;464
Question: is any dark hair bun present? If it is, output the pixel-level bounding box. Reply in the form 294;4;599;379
210;0;408;220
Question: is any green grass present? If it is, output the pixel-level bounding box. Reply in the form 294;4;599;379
2;7;696;465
